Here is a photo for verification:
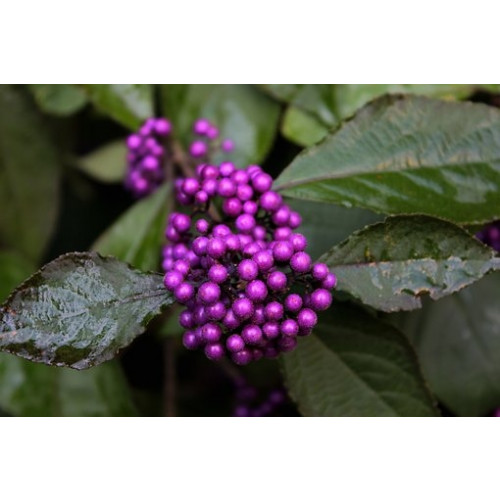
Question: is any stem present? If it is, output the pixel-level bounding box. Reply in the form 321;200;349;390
163;337;176;417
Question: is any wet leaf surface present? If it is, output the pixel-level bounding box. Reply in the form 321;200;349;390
275;95;500;224
322;215;500;312
281;304;438;416
0;252;173;369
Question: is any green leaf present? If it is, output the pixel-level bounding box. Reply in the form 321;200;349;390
92;183;170;271
393;273;500;416
28;84;87;116
0;252;173;369
275;95;500;225
286;198;382;260
322;215;500;312
281;107;328;147
83;84;153;129
281;304;438;416
0;354;137;416
0;85;61;262
162;84;280;166
77;140;127;183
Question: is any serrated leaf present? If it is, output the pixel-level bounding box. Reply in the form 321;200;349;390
28;84;87;116
0;85;61;262
162;84;280;166
287;198;382;260
83;84;153;129
281;304;437;416
393;273;500;416
92;183;170;271
322;215;500;312
0;252;173;369
275;95;500;224
77;140;127;183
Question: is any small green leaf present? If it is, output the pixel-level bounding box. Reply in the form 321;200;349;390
0;252;173;369
77;140;127;183
28;84;87;116
286;198;382;260
83;84;153;129
322;215;500;312
281;107;328;147
162;84;280;166
0;85;61;262
0;354;137;416
281;304;438;416
394;273;500;416
92;183;171;271
276;95;500;224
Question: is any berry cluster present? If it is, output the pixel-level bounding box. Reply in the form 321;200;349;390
162;162;336;364
477;221;500;252
125;118;172;197
189;118;234;161
233;382;287;417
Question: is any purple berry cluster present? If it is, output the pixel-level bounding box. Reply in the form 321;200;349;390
477;221;500;252
125;118;172;197
233;382;287;417
162;162;336;365
189;118;234;160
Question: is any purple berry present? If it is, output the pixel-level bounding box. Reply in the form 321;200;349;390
198;282;221;305
164;271;183;291
246;280;268;302
206;301;226;321
265;301;284;321
196;218;210;234
218;178;237;197
281;319;299;337
297;308;318;329
310;289;333;311
290;252;312;273
223;309;240;330
238;259;259;281
175;282;194;303
208;264;228;283
267;271;287;292
193;118;210;135
222;139;234;152
285;293;303;313
233;297;254;320
262;322;280;340
235;214;256;234
207;238;226;259
190;141;208;158
205;343;224;361
232;349;252;365
253;251;274;272
223;197;242;217
252;172;273;193
219;162;235;177
226;334;245;353
182;178;200;196
273;241;294;262
192;236;208;256
312;263;329;281
242;325;263;345
183;330;199;350
322;273;337;290
260;191;282;212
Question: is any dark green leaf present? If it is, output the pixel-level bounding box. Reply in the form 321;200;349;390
322;215;500;312
0;252;173;369
0;354;136;416
281;304;438;416
77;140;127;183
92;183;171;271
162;84;280;166
275;95;500;224
393;273;500;416
83;84;153;129
0;85;61;262
28;84;87;116
286;198;382;260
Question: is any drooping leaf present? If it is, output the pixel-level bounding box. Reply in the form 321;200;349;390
281;304;438;416
0;252;173;369
0;85;61;262
92;183;171;271
28;84;87;116
275;95;500;224
286;198;382;260
77;140;127;183
322;215;500;312
83;84;153;129
162;84;280;166
393;273;500;416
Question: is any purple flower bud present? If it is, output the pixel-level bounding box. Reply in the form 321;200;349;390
202;179;218;196
212;224;231;238
127;134;141;149
288;211;302;229
275;227;292;240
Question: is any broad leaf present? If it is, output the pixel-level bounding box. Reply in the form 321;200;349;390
162;84;280;166
393;273;500;416
275;95;500;224
92;183;171;271
0;252;173;369
281;304;438;416
0;85;61;262
281;107;328;147
78;140;127;183
322;215;500;312
28;84;87;116
83;84;153;129
287;198;382;260
0;354;137;416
